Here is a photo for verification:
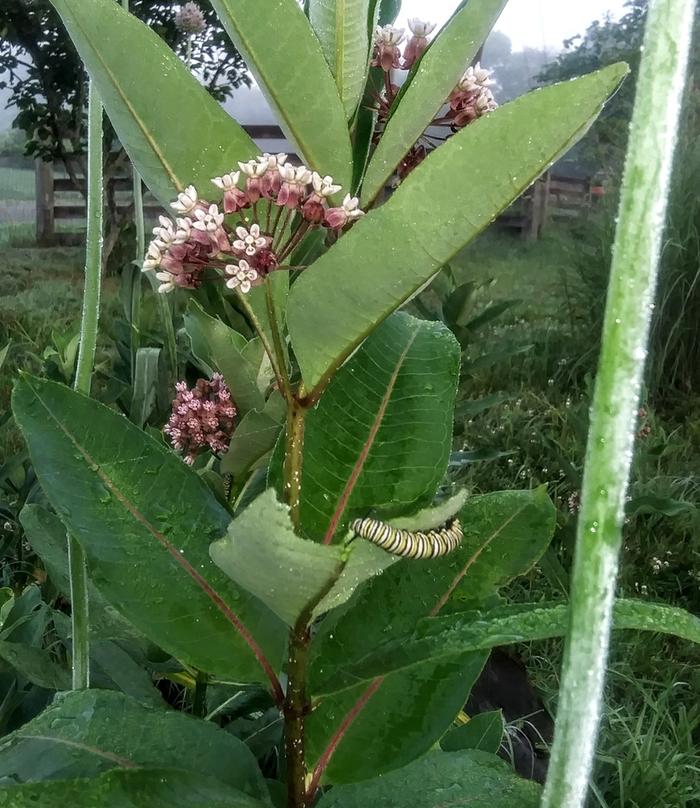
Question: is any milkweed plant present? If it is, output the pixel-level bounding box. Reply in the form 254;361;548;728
6;0;699;806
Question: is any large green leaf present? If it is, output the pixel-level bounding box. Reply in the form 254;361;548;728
184;300;265;416
309;0;372;118
0;768;267;808
12;376;285;684
48;0;257;206
305;488;556;783
316;750;541;807
440;710;505;754
210;489;394;626
0;641;70;691
20;505;140;642
290;312;460;541
313;599;700;695
209;0;353;190
287;64;629;391
0;690;271;805
362;0;508;203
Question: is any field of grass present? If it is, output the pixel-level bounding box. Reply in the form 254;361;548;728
0;221;698;806
0;165;35;202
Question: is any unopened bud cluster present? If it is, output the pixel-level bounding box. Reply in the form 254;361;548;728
143;153;364;295
371;21;498;180
164;373;236;464
175;2;206;35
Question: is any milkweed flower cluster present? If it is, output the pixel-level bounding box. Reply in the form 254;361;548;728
142;153;364;295
164;373;236;464
370;21;498;181
175;2;206;35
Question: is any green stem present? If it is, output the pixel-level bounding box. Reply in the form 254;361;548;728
158;293;179;384
192;670;208;718
284;399;306;529
69;79;104;691
541;2;694;806
121;0;143;382
235;288;285;395
265;280;292;401
74;84;103;397
129;172;145;378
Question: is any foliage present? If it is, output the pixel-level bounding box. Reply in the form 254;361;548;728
1;1;696;807
538;0;648;171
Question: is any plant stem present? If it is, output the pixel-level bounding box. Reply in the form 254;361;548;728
541;2;693;806
284;399;306;529
157;293;179;384
234;288;285;392
265;280;292;402
192;670;208;718
69;79;104;691
121;0;144;382
74;84;103;397
284;624;310;808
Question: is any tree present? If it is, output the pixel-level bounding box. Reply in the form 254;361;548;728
482;31;552;103
0;1;250;253
537;0;647;171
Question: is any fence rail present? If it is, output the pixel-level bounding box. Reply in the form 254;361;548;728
34;124;597;245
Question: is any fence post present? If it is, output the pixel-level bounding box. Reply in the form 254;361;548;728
35;159;55;246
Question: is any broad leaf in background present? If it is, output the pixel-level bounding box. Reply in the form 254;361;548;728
291;312;460;541
129;347;161;429
0;641;70;692
0;690;271;805
20;505;139;642
221;393;286;479
210;490;394;626
0;768;267;808
309;0;372;118
362;0;508;203
313;598;700;695
48;0;258;206
89;640;164;708
316;750;541;807
184;300;265;416
287;64;629;391
12;377;285;683
440;710;505;754
210;0;353;189
305;488;556;782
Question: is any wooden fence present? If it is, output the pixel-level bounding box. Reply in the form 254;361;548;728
35;125;597;245
499;172;598;240
35;125;295;246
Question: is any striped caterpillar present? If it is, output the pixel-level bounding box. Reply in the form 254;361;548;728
350;516;463;559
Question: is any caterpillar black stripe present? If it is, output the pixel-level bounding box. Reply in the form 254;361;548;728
350;517;463;559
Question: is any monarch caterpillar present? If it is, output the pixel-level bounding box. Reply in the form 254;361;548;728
350;516;463;559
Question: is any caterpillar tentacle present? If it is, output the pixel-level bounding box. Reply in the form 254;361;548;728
350;517;463;559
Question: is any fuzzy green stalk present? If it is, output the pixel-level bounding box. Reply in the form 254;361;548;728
541;1;694;806
69;80;104;690
121;0;144;380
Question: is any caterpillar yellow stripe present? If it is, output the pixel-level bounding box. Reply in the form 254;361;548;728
350;517;463;559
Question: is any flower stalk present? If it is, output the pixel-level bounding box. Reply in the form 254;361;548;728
69;78;104;690
541;1;694;806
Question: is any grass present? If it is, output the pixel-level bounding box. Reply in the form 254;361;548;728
0;165;35;202
452;220;700;807
0;240;120;459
